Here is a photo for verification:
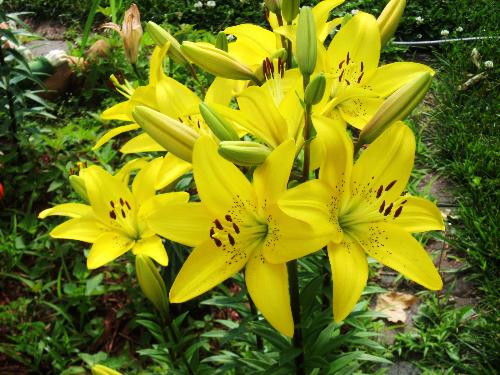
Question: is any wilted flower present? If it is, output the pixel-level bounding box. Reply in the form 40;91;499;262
440;29;449;37
484;60;494;68
101;3;143;64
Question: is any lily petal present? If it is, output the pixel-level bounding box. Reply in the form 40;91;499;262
132;157;163;205
120;133;166;154
356;222;443;290
169;238;250;303
246;247;294;337
50;216;109;242
132;235;168;266
351;122;414;204
146;202;211;247
39;203;92;218
193;136;256;217
338;96;384;129
368;62;435;97
87;232;135;269
253;139;295;205
155;153;192;190
390;196;445;232
328;238;368;322
93;123;140;150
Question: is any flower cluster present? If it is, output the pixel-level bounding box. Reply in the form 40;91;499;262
41;0;443;337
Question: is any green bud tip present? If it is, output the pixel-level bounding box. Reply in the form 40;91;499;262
199;102;239;142
304;74;326;106
296;6;317;77
218;141;271;166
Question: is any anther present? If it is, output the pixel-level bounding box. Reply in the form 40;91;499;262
232;223;240;233
357;72;364;83
401;199;408;204
121;209;126;218
228;233;235;246
379;200;386;213
225;214;232;222
394;206;403;218
339;70;344;82
109;211;117;220
125;201;131;210
214;219;223;230
346;52;350;64
360;61;364;71
110;201;115;208
376;185;384;198
210;227;215;237
214;238;222;247
119;198;124;206
345;79;350;86
384;203;394;216
385;180;397;191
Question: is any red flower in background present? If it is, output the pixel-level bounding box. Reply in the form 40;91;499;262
0;182;4;200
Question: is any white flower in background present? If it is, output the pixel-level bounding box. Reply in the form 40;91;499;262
351;9;359;15
415;16;424;24
440;29;449;37
194;1;203;8
456;26;463;32
207;0;216;7
484;60;494;68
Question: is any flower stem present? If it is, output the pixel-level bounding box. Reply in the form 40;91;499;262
288;259;305;375
131;62;143;82
302;74;312;182
162;308;195;375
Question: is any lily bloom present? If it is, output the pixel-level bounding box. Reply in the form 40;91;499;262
146;137;333;336
39;163;188;269
272;120;444;321
316;12;434;129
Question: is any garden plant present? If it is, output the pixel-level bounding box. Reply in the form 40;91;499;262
1;0;498;373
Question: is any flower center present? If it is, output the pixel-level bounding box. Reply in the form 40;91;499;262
263;57;286;107
108;197;139;238
178;113;211;136
331;51;365;97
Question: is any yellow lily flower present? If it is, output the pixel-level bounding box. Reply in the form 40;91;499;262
318;12;434;129
146;137;333;336
272;120;444;322
39;162;189;269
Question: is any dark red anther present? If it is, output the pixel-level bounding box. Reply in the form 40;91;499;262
376;185;384;198
232;223;240;234
125;201;131;210
119;198;124;206
401;199;408;204
110;201;115;208
360;61;364;71
210;227;215;237
225;214;233;222
214;219;223;230
394;206;403;218
346;52;350;64
338;60;345;69
121;209;126;218
345;79;351;86
339;70;344;82
357;72;364;83
384;203;394;216
385;180;397;191
115;70;125;84
214;238;223;247
379;200;386;213
228;233;235;246
109;210;117;220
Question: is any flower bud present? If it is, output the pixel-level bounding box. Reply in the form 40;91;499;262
265;0;282;14
199;102;239;141
69;175;88;202
181;41;258;81
146;21;189;65
359;72;433;145
304;74;326;106
135;254;169;317
218;141;271;166
91;365;123;375
377;0;406;47
281;0;300;23
132;106;199;162
215;31;229;52
296;6;317;77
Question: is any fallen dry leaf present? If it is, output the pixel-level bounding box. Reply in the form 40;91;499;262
375;291;418;323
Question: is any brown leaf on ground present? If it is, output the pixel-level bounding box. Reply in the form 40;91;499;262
375;291;418;323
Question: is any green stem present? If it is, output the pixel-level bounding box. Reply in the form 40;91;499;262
302;74;312;182
131;62;143;82
288;260;305;375
163;310;195;375
247;291;264;351
0;45;19;139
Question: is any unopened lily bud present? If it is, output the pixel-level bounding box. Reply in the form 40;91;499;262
121;4;142;64
359;72;433;144
146;21;189;65
69;175;88;202
265;0;282;13
181;41;258;82
135;254;169;317
215;31;229;52
304;74;326;105
199;102;239;141
218;141;271;166
281;0;300;23
296;6;317;77
377;0;406;47
132;106;199;162
91;364;123;375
